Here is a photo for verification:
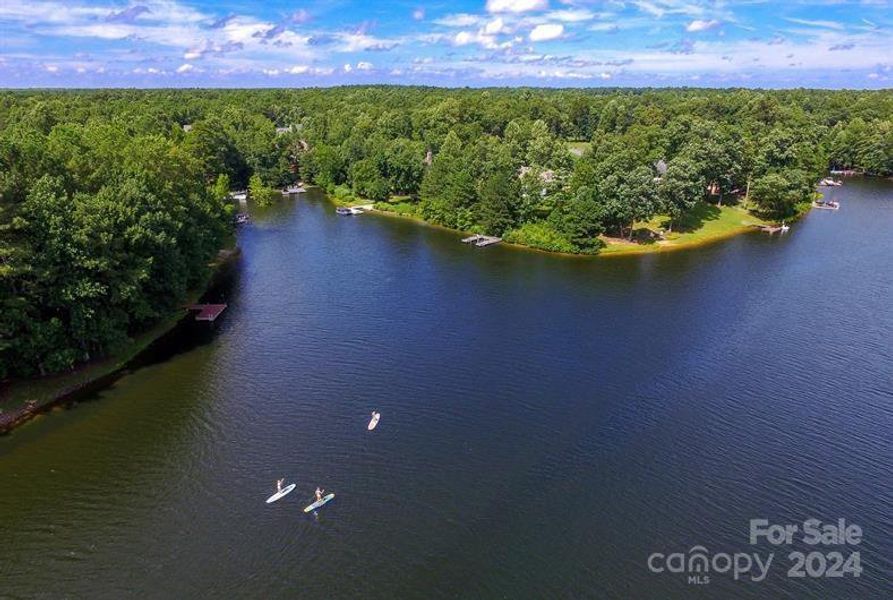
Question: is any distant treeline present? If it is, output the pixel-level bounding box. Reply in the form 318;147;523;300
1;87;892;378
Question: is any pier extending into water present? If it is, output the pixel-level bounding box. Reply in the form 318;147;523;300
188;304;228;322
461;234;503;247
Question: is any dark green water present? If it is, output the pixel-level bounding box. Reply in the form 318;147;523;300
1;183;891;599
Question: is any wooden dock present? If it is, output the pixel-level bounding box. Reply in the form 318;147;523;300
461;234;503;247
188;304;228;322
754;225;789;235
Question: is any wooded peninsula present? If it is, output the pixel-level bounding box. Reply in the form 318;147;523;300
1;87;892;380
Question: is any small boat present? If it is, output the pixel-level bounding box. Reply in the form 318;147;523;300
813;200;840;210
336;207;365;216
780;221;790;233
819;178;842;187
235;213;250;225
282;186;306;195
230;191;248;202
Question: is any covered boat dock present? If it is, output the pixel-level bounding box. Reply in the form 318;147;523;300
188;304;228;322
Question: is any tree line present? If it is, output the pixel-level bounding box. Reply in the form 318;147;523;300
1;87;891;378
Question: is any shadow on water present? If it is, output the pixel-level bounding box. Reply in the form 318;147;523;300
126;255;243;373
24;252;244;418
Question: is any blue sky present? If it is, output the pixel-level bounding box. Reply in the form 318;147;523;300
1;1;890;88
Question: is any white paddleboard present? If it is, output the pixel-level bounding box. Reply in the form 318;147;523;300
304;493;335;513
368;412;381;431
266;483;296;504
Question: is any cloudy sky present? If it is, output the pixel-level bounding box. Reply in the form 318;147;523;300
1;0;890;88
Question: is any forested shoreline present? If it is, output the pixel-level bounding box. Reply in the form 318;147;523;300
2;87;892;379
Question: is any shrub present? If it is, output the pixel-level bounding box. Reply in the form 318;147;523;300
504;222;577;254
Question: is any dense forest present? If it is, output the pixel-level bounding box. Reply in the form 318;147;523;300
2;87;892;379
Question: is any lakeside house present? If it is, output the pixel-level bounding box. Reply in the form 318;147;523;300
182;123;193;132
518;166;556;183
653;159;668;182
518;166;557;197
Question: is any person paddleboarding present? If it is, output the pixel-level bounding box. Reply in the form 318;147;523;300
266;479;296;504
304;488;335;513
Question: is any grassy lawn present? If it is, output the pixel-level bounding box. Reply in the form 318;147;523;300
599;202;773;256
371;196;423;220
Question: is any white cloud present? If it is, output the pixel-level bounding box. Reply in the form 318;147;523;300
546;9;595;23
2;0;889;87
290;9;312;24
589;22;620;32
284;65;334;76
219;18;271;44
450;28;515;50
434;13;482;28
529;23;564;42
335;32;399;52
785;18;843;30
686;19;720;32
632;0;705;18
454;31;474;45
486;0;549;15
484;17;506;35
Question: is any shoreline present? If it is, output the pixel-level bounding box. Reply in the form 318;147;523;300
0;246;241;435
0;186;821;434
366;202;785;258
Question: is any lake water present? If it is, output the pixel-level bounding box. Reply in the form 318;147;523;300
1;182;891;599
